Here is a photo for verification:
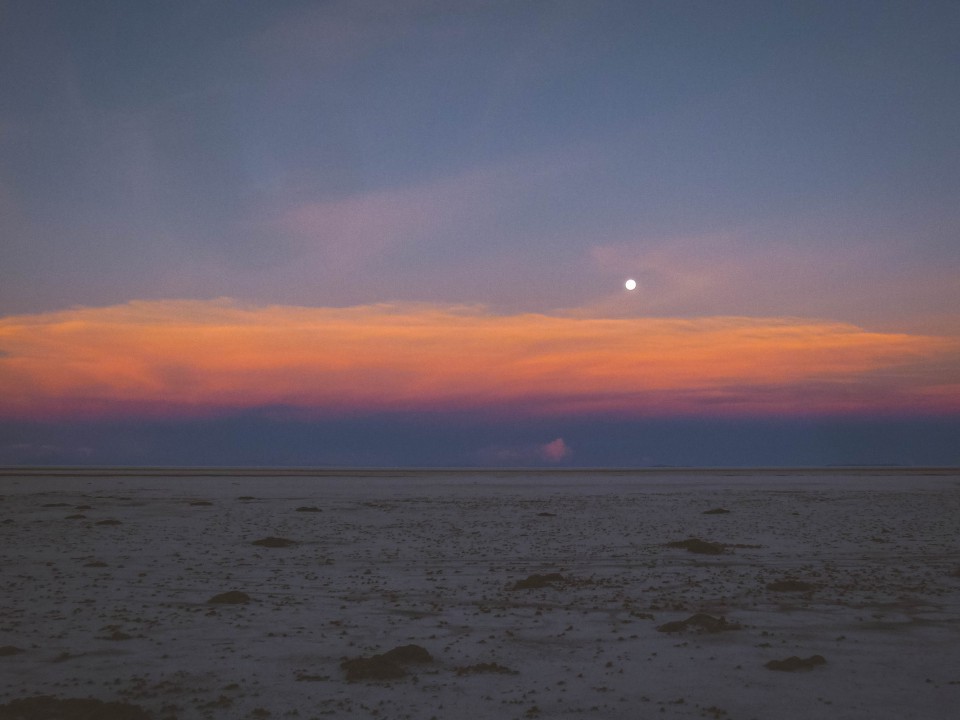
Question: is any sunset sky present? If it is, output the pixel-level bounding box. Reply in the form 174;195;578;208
1;1;958;466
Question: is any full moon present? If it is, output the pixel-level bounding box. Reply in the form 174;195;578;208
625;278;637;291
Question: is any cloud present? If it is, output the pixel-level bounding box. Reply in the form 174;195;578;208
278;180;461;273
539;438;571;462
0;299;957;420
476;437;571;465
272;153;586;275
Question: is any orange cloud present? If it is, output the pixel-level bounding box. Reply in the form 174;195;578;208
0;299;957;419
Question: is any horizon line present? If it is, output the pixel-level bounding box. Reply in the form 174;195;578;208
2;464;958;478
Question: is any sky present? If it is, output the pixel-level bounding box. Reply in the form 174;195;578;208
1;0;959;467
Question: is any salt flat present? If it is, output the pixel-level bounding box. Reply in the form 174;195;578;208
1;469;959;719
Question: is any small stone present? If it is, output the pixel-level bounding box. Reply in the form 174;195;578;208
340;644;433;682
664;538;724;554
0;696;151;719
251;536;297;548
766;655;827;671
208;591;252;604
509;573;565;590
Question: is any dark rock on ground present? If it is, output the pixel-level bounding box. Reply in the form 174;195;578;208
0;696;152;719
0;646;25;657
340;644;433;682
189;501;213;506
656;613;741;634
665;538;725;554
251;536;297;548
766;655;827;671
208;591;251;604
295;506;322;512
510;573;565;590
703;508;731;515
95;519;122;526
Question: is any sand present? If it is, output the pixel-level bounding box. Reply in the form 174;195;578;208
0;467;958;719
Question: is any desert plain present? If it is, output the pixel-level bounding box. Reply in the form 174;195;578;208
1;467;958;719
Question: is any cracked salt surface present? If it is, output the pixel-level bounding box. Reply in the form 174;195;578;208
0;468;958;719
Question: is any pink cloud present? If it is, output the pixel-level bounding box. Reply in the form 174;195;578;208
478;437;572;465
539;438;571;462
280;185;450;272
272;159;547;275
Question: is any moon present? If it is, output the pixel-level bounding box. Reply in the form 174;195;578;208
624;278;637;291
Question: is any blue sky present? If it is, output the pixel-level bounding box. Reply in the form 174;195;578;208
1;1;958;466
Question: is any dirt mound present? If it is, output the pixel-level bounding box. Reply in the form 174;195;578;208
95;519;122;526
251;536;297;548
766;655;827;671
702;508;731;515
455;662;518;676
295;506;322;512
189;500;213;506
0;646;24;656
665;538;724;554
0;696;151;719
509;573;565;590
208;591;251;604
656;613;741;634
766;579;816;592
341;644;433;682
